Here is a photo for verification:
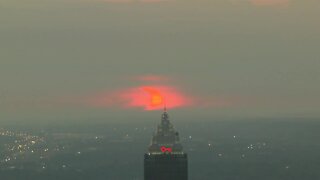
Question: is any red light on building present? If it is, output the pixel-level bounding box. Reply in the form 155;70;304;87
160;146;172;153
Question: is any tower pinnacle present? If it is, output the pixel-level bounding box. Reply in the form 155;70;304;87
148;108;183;154
144;108;188;180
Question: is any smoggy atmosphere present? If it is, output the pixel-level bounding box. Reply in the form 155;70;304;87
1;0;320;122
1;1;320;180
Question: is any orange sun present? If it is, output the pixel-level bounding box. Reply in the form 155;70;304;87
117;85;190;111
142;87;164;107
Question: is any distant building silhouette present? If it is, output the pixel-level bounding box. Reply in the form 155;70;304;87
144;108;188;180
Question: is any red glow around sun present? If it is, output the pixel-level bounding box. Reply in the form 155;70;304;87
121;86;190;110
142;87;163;107
81;75;236;111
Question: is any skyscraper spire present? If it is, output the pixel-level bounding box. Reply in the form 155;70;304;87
149;106;183;154
144;106;188;180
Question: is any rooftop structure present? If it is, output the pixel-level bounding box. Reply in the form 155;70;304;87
144;108;188;180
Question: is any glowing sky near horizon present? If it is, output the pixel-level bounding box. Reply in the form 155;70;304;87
87;76;193;111
121;86;190;110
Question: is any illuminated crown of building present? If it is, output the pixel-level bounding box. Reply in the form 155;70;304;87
148;107;184;154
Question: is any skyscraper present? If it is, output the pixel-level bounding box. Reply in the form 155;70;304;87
144;108;188;180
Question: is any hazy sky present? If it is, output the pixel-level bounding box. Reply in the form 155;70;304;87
1;0;319;122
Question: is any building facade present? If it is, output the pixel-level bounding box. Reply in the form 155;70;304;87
144;109;188;180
